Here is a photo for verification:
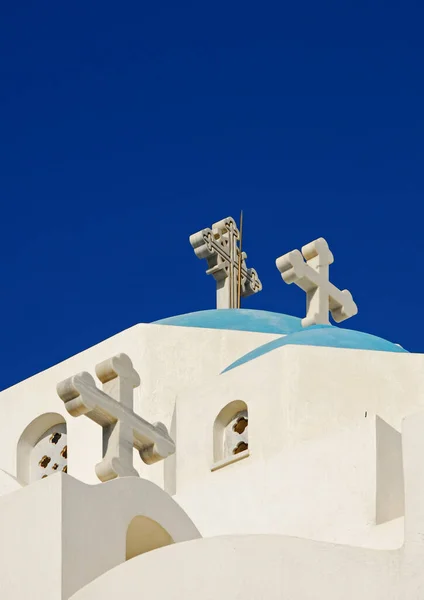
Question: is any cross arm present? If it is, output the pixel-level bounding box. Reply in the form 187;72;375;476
95;353;140;388
328;287;358;322
276;238;334;288
190;217;238;263
189;227;216;260
276;249;319;291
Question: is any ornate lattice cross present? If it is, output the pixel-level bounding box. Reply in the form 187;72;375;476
57;353;175;482
190;216;262;309
276;237;358;327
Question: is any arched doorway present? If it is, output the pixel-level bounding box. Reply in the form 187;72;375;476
126;515;174;560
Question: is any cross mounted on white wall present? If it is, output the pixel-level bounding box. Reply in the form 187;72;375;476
57;353;175;482
190;216;262;309
276;237;358;327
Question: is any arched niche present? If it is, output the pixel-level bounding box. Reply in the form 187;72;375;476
126;515;174;560
213;400;249;467
17;412;67;485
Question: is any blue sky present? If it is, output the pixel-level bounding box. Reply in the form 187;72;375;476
0;1;422;390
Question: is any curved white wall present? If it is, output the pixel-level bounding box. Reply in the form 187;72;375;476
70;534;411;600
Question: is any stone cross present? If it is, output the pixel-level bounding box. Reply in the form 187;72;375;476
56;353;175;482
276;237;358;327
190;216;262;309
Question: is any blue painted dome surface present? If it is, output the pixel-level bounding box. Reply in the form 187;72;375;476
222;325;408;373
154;309;304;335
154;309;407;371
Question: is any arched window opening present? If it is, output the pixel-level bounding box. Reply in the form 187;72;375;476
213;400;249;468
126;516;174;560
17;413;67;485
31;423;68;482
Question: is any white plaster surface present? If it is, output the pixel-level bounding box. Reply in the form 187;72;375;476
376;416;404;524
69;530;419;600
0;469;21;496
174;344;424;548
0;322;277;490
1;314;424;599
68;410;424;600
0;474;200;600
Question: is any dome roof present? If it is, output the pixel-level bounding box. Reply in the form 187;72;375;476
154;309;303;335
223;325;407;373
153;309;407;371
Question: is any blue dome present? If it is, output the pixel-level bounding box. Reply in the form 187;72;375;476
222;325;408;373
154;309;303;335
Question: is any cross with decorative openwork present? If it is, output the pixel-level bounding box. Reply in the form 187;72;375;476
276;237;358;327
190;216;262;309
57;353;175;482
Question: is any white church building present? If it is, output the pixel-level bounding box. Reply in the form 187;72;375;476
0;216;423;599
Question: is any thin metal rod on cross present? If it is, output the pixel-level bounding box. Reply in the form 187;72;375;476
237;210;244;309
